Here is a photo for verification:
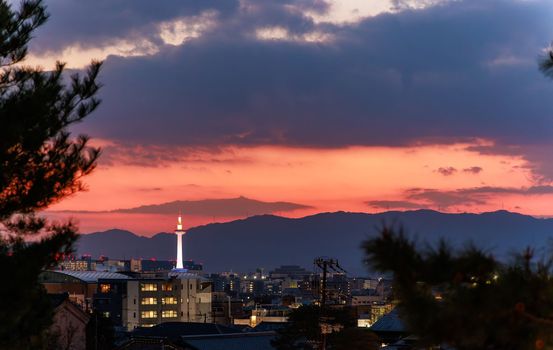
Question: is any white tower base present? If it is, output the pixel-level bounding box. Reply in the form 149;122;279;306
174;214;187;271
176;231;184;269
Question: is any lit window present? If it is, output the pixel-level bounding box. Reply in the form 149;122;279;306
141;297;157;305
141;283;157;291
140;311;157;319
141;323;155;327
161;283;173;291
162;310;177;318
99;284;111;293
162;297;177;305
102;311;110;318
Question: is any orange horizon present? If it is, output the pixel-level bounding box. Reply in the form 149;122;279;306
44;142;553;235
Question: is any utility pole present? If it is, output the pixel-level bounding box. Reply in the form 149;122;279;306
314;258;347;308
314;257;347;350
321;259;328;309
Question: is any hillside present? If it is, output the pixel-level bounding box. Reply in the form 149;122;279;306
76;210;553;275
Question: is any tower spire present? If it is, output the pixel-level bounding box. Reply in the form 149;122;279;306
177;211;183;231
175;212;185;270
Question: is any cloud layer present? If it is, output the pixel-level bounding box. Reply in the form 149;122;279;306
30;0;551;179
25;0;553;228
55;196;312;217
368;185;553;211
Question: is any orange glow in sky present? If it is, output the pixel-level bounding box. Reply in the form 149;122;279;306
47;142;550;235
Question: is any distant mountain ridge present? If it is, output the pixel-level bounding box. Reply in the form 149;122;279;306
76;210;553;275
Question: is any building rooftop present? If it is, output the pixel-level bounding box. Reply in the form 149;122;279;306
370;308;405;333
169;271;209;281
121;325;275;350
132;322;241;338
182;332;276;350
48;292;69;308
40;270;131;283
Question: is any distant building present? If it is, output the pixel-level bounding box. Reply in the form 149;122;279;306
141;259;202;272
233;305;291;328
56;255;96;271
211;292;246;325
350;294;385;306
349;277;380;291
270;265;312;279
306;272;350;305
209;273;241;295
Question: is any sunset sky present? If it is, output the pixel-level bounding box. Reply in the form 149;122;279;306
28;0;553;235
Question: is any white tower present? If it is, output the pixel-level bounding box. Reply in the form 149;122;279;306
175;214;186;270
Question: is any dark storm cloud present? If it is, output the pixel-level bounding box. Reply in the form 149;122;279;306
467;143;553;182
37;0;553;177
31;0;327;52
98;143;255;168
30;0;240;51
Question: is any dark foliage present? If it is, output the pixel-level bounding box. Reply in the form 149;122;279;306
539;44;553;79
86;312;115;350
0;0;101;349
363;225;553;350
272;305;378;350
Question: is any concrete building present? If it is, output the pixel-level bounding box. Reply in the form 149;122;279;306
40;269;213;331
94;271;212;330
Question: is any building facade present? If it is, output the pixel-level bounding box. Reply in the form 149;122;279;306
94;272;212;330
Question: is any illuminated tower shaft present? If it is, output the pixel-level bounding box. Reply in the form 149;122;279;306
175;215;186;269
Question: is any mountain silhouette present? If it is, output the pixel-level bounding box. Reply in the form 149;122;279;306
76;210;553;275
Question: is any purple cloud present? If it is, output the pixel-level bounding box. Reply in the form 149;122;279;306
366;200;428;210
436;167;457;176
463;166;483;174
29;0;553;181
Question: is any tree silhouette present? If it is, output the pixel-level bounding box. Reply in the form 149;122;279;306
0;0;101;348
86;312;115;350
540;45;553;79
363;226;553;350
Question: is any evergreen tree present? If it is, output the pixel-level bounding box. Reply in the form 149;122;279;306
540;45;553;78
363;226;553;350
86;312;115;350
0;0;101;348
